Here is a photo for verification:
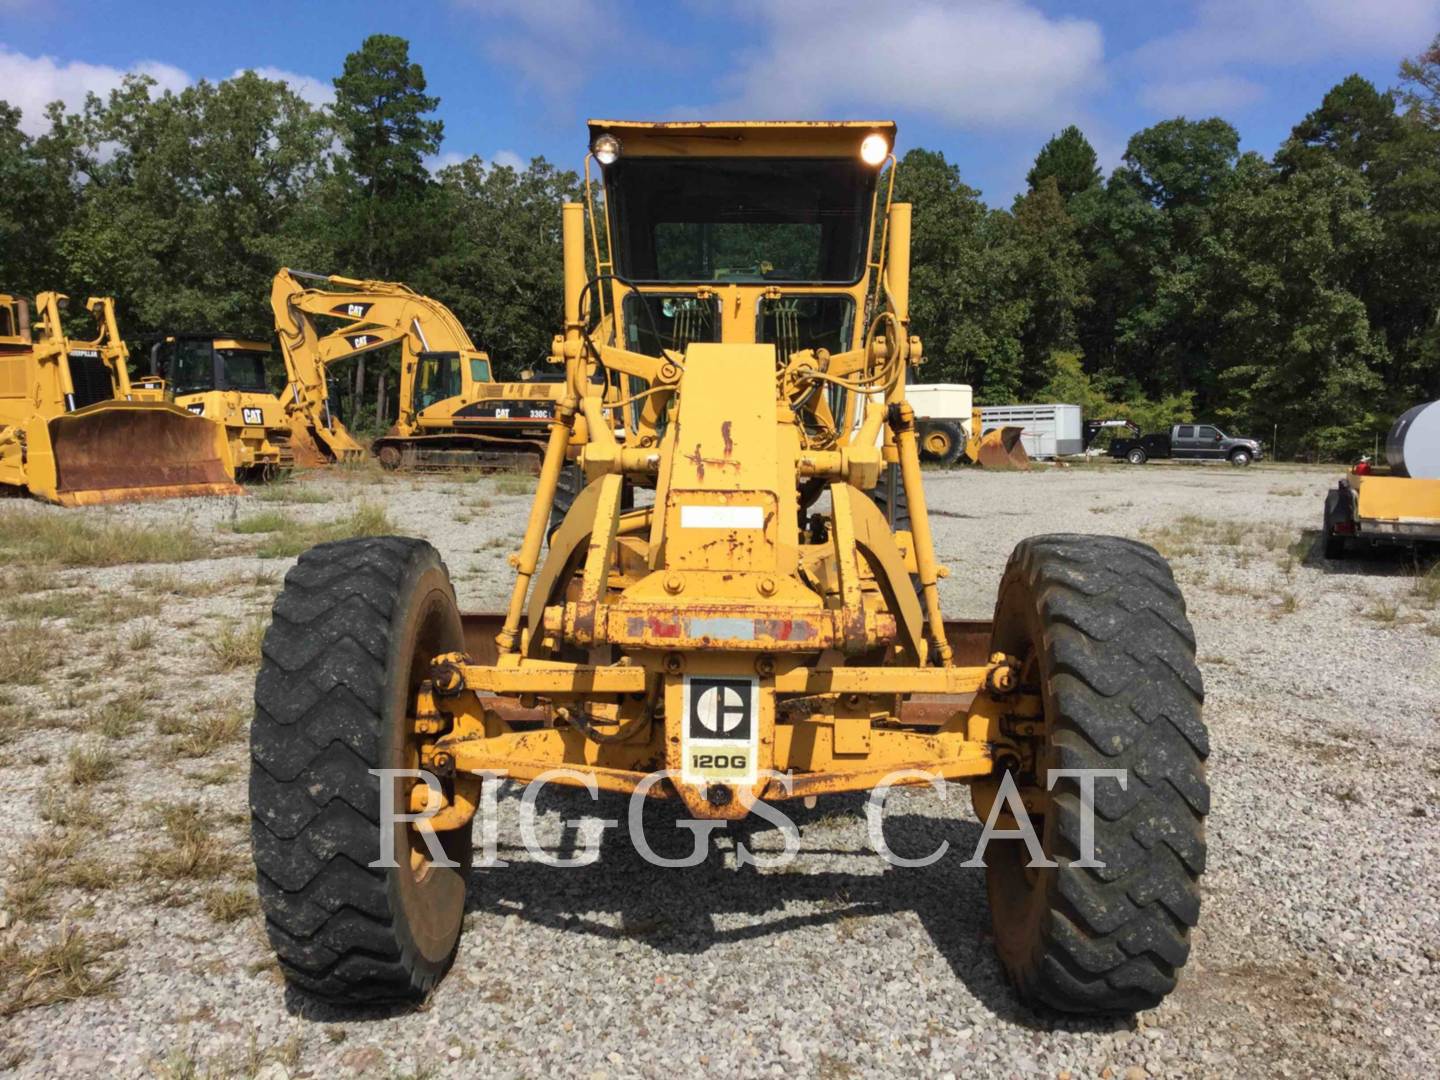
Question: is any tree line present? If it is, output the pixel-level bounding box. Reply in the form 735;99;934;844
2;33;1438;456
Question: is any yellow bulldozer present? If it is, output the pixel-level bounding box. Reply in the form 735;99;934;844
271;269;565;470
0;292;239;505
138;334;295;481
250;121;1209;1015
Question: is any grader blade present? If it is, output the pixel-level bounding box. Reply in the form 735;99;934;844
47;403;240;505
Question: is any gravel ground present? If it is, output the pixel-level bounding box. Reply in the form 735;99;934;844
0;460;1437;1078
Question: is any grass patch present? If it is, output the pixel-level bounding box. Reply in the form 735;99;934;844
2;591;90;621
149;806;243;882
202;885;259;924
67;741;117;785
39;789;103;829
0;510;206;567
126;622;157;653
250;483;333;505
1366;599;1401;625
88;688;153;739
165;709;248;759
1269;486;1306;496
0;924;123;1016
205;619;266;671
1411;565;1440;607
227;509;293;535
253;501;393;559
0;620;57;685
4;834;80;920
494;473;536;496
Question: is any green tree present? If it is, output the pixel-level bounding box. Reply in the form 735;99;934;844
1010;177;1088;391
892;148;1026;401
1026;125;1101;200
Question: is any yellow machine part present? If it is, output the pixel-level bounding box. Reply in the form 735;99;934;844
965;408;1030;469
1352;472;1440;535
24;401;241;506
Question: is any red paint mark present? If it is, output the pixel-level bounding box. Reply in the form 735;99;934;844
721;421;734;457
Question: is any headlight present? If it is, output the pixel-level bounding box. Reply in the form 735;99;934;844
860;133;889;166
592;134;621;166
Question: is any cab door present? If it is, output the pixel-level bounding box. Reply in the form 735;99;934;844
1194;425;1223;459
1172;425;1198;459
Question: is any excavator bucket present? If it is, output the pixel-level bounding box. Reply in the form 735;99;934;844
973;425;1030;470
43;402;241;506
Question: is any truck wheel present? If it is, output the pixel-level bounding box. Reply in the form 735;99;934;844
251;537;473;1005
1229;449;1252;467
1126;448;1147;465
919;421;964;466
984;534;1208;1014
872;465;910;532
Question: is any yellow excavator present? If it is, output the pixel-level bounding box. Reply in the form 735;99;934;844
137;334;294;480
0;292;239;505
271;268;564;470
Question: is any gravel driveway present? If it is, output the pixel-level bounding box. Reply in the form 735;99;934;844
0;461;1436;1078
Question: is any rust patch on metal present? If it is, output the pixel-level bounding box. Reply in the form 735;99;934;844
721;420;734;457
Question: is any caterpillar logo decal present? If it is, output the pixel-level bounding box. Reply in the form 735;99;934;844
334;302;372;319
241;406;264;425
681;676;758;785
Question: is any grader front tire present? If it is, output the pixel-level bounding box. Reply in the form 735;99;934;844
250;536;473;1005
984;534;1209;1014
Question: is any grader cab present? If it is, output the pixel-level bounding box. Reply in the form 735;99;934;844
251;121;1209;1015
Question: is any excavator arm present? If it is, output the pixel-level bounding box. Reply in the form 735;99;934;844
270;268;558;471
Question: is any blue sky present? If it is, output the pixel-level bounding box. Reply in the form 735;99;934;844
2;0;1436;205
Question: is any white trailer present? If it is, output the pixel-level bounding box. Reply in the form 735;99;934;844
978;403;1082;460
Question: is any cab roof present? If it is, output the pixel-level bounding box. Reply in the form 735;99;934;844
586;120;896;158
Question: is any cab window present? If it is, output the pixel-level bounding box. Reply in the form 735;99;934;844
1176;425;1195;439
1196;426;1218;440
470;358;491;384
170;340;216;395
218;349;270;393
415;352;461;410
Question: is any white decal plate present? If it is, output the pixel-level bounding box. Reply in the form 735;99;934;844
680;505;764;530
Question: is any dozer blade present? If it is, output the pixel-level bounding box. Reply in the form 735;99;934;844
973;425;1030;470
46;403;241;506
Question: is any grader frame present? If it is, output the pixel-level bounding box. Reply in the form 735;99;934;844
252;120;1208;1016
416;122;1029;824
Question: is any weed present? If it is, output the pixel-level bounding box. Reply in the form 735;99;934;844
4;834;80;919
0;924;123;1016
130;570;212;598
39;789;103;829
66;742;117;785
250;484;333;505
254;501;392;558
1366;599;1401;625
494;472;536;496
0;510;206;566
1274;592;1301;615
206;619;266;671
167;709;248;759
2;591;89;621
202;885;259;923
228;509;292;535
126;622;157;652
1411;565;1440;607
0;620;56;685
150;806;243;882
1269;486;1305;496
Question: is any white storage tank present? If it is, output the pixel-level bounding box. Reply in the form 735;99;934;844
1386;400;1440;479
978;403;1083;459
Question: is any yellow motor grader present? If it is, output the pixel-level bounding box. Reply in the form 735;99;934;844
271;268;565;471
0;292;239;505
138;334;295;481
250;121;1209;1015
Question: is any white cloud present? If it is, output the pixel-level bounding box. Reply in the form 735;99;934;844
1140;74;1265;116
705;0;1104;129
491;148;524;170
0;47;188;135
1135;0;1440;71
457;0;620;101
424;148;526;175
233;66;334;107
